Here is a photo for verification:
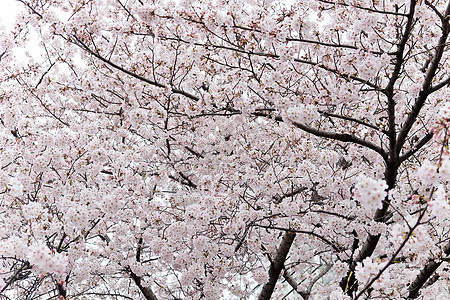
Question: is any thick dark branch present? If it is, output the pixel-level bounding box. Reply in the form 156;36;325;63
396;2;450;153
253;224;342;253
293;58;384;92
283;271;308;299
184;146;204;158
340;194;393;296
306;265;332;297
272;186;307;204
70;34;200;102
69;292;134;299
16;0;43;18
251;110;386;158
425;0;445;20
385;0;417;93
72;35;162;87
408;261;441;299
399;131;434;163
385;0;417;164
430;75;450;93
291;120;386;158
0;49;7;61
343;6;449;295
127;237;159;300
171;87;199;101
129;269;159;300
56;280;67;299
319;110;389;135
355;207;427;299
258;231;296;300
136;237;143;262
169;172;198;189
408;241;450;299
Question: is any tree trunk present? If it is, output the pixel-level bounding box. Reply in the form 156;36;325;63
258;231;296;300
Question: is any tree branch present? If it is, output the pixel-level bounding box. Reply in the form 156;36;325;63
408;241;450;299
258;231;296;300
252;224;342;254
272;186;307;204
283;270;309;299
168;172;198;189
396;2;450;154
355;207;427;299
385;0;417;165
319;110;389;135
284;264;332;300
70;34;200;102
251;110;386;158
293;58;384;92
317;0;409;17
430;75;450;93
291;120;386;158
286;37;385;55
129;269;159;300
399;131;434;163
0;261;31;295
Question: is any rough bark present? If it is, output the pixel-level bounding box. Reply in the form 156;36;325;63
258;231;296;300
129;269;159;300
408;241;450;299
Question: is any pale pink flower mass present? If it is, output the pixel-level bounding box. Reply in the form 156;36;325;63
0;0;449;299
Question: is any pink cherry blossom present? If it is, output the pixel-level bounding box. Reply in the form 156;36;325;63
1;0;449;299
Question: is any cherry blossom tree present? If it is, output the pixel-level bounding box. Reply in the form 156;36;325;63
1;0;449;299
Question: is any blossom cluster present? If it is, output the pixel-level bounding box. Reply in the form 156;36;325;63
1;0;449;298
355;257;383;286
286;104;320;124
27;241;68;276
353;175;387;211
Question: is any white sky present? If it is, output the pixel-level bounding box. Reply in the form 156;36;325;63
0;0;24;29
